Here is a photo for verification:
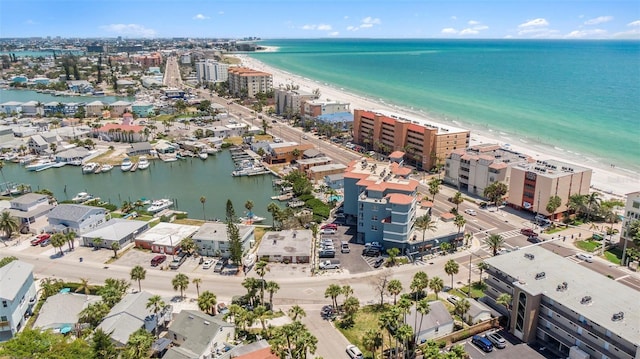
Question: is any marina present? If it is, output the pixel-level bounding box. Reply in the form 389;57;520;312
229;147;271;177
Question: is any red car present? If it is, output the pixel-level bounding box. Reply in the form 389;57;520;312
30;233;51;246
321;223;338;230
520;228;537;237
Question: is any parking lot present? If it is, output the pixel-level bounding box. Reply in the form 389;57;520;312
458;330;554;359
317;223;388;274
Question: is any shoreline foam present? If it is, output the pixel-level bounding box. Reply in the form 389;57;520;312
234;53;639;199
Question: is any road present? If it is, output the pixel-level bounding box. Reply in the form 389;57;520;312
163;56;182;88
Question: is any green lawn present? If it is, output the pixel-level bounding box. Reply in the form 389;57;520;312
456;282;487;299
604;248;623;265
338;305;387;358
576;240;600;253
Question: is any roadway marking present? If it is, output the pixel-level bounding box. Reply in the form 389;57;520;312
615;274;630;281
304;288;316;296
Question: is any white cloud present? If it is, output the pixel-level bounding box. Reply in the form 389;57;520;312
100;24;156;38
301;24;332;31
25;19;36;25
468;20;481;25
450;16;457;20
329;31;340;36
218;11;224;15
473;25;489;31
518;18;549;28
612;28;640;39
460;28;479;35
193;14;209;20
347;25;357;31
360;23;374;29
628;20;640;27
344;16;349;20
362;17;381;25
441;28;458;34
584;16;613;25
565;29;607;38
346;16;381;31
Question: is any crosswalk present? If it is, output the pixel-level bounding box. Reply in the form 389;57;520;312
476;229;523;253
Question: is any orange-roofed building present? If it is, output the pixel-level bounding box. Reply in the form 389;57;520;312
97;123;147;143
228;67;273;98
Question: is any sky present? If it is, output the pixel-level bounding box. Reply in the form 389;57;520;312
1;0;639;40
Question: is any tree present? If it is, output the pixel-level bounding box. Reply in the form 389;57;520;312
225;199;236;222
198;290;218;315
414;213;437;254
386;247;401;266
288;304;306;321
146;295;166;338
454;298;471;322
200;196;206;221
477;261;489;284
91;328;118;359
586;192;602;222
254;305;271;331
92;237;104;249
0;255;18;267
324;284;342;310
51;233;66;256
451;191;464;211
0;328;92;358
567;194;588;219
79;301;110;328
428;177;441;201
497;293;512;327
267;202;281;229
75;277;93;294
99;278;130;307
546;195;562;214
341;296;360;326
65;231;76;251
362;329;383;359
255;260;269;304
416;298;431;344
372;270;391;306
124;328;154;359
192;277;202;297
110;242;120;259
172;273;189;299
266;280;280;309
453;215;466;245
130;265;146;292
40;277;64;299
444;260;459;289
387;279;403;305
180;237;196;256
485;234;505;256
483;181;508;207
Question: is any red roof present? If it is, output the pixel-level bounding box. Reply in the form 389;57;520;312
233;347;278;359
389;151;405;159
387;193;413;205
98;123;144;133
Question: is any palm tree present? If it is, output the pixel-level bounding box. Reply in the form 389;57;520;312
79;302;110;328
129;265;146;292
444;259;459;289
197;290;217;315
92;237;104;249
254;305;271;331
146;295;166;338
483;181;508;208
414;214;437;257
477;261;489;284
192;277;202;297
454;298;471;322
255;260;269;304
428;177;440;201
415;298;430;344
266;281;280;309
453;215;466;247
125;328;154;359
65;231;76;251
485;234;505;256
110;242;120;259
387;279;403;305
51;233;66;256
75;277;93;294
288;305;306;321
199;196;206;221
0;211;19;243
379;308;401;354
410;271;428;332
429;276;444;299
451;191;464;211
172;273;189;299
546;195;562;215
267;202;280;229
586;192;602;222
567;194;588;219
497;293;512;327
324;284;342;310
362;329;383;359
394;324;414;359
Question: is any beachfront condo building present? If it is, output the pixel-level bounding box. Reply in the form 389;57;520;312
444;144;532;197
343;157;419;249
621;191;640;264
506;159;592;219
483;246;639;359
195;59;229;84
274;89;317;116
353;109;470;170
302;100;350;120
228;67;273;99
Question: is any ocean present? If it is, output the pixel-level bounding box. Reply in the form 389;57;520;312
249;39;640;172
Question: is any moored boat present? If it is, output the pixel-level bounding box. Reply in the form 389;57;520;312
82;162;99;174
25;159;56;171
138;156;150;170
147;199;174;213
72;192;93;203
198;152;208;160
121;158;133;171
101;164;113;172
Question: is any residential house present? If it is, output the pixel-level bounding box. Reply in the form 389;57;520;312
0;261;37;342
324;173;344;190
465;299;496;325
192;222;254;258
19;101;42;117
27;135;50;154
307;163;347;183
55;147;90;165
33;292;101;333
96;291;156;347
265;142;314;164
81;218;150;249
405;301;454;343
5;193;52;228
127;142;153;156
85;100;105;117
134;223;200;255
46;204;107;234
164;310;235;359
256;230;312;264
131;101;154;118
0;101;22;115
108;101;132;117
97;123;146;142
67;80;94;94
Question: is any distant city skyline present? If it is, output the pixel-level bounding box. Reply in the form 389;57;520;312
1;0;639;40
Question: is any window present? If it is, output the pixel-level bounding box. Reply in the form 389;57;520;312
0;316;7;322
2;301;6;308
371;225;378;231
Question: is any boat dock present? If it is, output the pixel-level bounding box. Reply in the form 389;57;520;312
229;146;271;177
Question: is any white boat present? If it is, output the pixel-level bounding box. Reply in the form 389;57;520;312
25;159;57;171
82;162;99;174
69;159;83;166
120;158;133;171
138;156;150;170
147;199;174;213
101;164;113;172
72;192;93;203
198;152;208;160
239;212;266;223
243;253;256;268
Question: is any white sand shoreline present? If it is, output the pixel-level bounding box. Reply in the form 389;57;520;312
233;54;639;199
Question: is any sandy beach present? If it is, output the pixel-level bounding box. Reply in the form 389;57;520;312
235;54;639;199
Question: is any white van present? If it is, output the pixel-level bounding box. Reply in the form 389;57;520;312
341;241;350;253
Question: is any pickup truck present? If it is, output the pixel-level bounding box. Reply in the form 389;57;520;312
319;260;340;270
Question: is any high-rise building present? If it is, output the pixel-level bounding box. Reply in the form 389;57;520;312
353;109;470;170
228;67;272;98
195;59;229;84
621;191;640;262
274;89;317;116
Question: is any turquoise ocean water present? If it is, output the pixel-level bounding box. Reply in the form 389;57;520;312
250;39;640;172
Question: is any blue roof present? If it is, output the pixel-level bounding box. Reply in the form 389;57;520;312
316;112;353;123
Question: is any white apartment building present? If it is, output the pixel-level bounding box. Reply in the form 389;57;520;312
195;59;229;84
301;99;350;120
444;144;531;197
228;67;273;98
274;89;317;116
621;191;640;259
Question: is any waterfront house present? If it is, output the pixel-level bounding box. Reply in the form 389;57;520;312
127;142;152;156
265;142;314;164
55;147;89;164
191;222;254;258
109;101;132;117
307;163;347;184
0;101;22;116
96;291;156;347
27;135;50;154
67;80;93;94
43;101;64;116
81;218;150;249
131;101;154;118
154;140;176;154
5;193;52;229
134;222;200;255
164;310;235;359
33;292;101;334
46;204;107;234
116;79;135;88
0;261;38;342
84;100;104;117
19;101;42;117
97;123;146;142
296;156;332;172
404;301;454;343
256;230;312;264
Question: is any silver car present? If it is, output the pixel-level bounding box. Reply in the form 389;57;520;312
485;332;507;349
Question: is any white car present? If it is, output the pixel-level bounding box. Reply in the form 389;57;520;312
464;209;477;216
319;260;340;270
576;253;593;263
447;295;459;305
346;344;364;359
202;259;214;269
320;228;336;235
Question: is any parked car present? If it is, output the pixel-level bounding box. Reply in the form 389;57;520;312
485;332;507;349
363;247;381;257
30;233;51;246
341;241;350;253
471;335;494;352
576;253;593;263
319;250;335;258
214;260;226;272
151;255;167;267
321;223;338;230
520;228;536;237
320;228;336;235
373;257;385;268
464;209;477;216
202;259;214;269
447;295;459;305
319;260;340;270
346;344;364;359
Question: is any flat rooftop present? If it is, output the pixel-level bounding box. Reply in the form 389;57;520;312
485;246;640;346
135;222;200;246
512;159;591;178
372;109;468;134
